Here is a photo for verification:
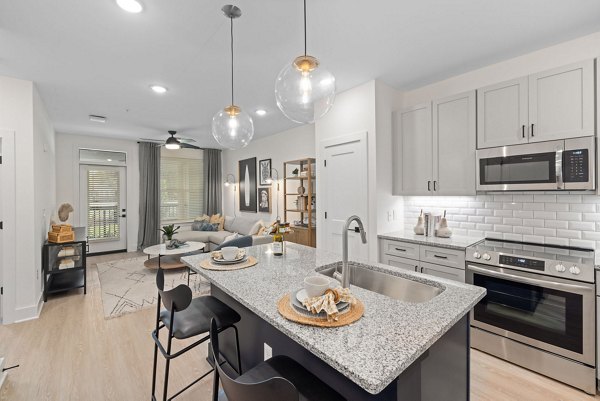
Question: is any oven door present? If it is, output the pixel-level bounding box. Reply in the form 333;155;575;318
476;140;564;191
466;263;595;365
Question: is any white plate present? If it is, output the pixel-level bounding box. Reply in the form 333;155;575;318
211;255;248;265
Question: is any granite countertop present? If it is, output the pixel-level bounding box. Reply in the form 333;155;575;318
378;230;483;250
182;243;485;395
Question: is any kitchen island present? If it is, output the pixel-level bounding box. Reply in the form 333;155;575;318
182;243;486;401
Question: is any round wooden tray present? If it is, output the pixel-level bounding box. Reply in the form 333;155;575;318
199;256;258;271
277;294;364;328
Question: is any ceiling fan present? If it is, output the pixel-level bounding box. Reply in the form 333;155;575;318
139;131;201;150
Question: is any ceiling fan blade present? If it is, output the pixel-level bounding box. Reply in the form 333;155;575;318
180;143;201;150
138;138;163;143
177;137;197;143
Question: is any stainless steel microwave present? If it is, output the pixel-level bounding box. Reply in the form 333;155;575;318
476;137;596;191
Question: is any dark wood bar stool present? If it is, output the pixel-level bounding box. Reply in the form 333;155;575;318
151;269;242;401
209;318;346;401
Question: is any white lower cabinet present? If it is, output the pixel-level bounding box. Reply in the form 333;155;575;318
419;261;466;282
379;238;466;283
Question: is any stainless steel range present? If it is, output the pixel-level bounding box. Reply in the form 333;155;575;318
466;238;596;394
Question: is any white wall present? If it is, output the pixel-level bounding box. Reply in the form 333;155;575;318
222;124;315;224
0;75;55;323
402;31;600;106
55;133;139;252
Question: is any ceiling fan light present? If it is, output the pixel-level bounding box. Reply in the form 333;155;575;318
165;135;181;150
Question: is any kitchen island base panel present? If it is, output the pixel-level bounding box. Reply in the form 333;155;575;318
211;285;470;401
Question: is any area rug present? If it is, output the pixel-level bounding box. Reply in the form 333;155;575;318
96;256;210;319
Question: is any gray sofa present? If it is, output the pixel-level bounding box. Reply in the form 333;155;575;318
174;215;272;251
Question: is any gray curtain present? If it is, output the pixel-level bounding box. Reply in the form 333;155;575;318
203;148;222;216
137;142;161;249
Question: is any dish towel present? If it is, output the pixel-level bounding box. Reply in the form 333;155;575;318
302;287;357;322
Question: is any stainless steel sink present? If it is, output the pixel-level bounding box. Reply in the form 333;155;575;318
318;262;443;303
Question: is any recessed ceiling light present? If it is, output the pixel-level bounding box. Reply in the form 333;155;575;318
150;85;168;94
107;159;113;162
116;0;143;13
89;115;107;123
255;109;267;116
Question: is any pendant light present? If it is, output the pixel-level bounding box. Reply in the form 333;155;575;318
212;5;254;150
274;0;336;124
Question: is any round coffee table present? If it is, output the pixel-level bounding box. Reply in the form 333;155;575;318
143;241;206;270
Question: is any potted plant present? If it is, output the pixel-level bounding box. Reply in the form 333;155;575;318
159;224;180;241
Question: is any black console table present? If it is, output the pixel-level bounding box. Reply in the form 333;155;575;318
42;228;87;302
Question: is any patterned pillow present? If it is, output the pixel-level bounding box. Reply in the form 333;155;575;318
191;222;219;231
194;215;210;223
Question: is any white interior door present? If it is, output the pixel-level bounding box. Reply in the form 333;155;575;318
80;165;127;254
321;132;368;261
0;131;16;324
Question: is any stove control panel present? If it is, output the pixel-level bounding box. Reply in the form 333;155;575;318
499;255;545;271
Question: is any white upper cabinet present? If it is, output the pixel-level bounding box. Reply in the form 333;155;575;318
528;60;595;142
393;103;433;196
477;77;528;148
433;91;476;196
477;59;595;149
393;92;476;196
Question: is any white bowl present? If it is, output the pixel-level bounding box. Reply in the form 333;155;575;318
303;276;330;298
221;246;239;261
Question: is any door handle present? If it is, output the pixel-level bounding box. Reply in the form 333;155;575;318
121;214;127;218
433;181;437;191
522;125;525;138
531;123;534;137
427;181;431;191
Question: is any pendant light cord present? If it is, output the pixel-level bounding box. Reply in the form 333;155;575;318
230;16;234;106
303;0;307;56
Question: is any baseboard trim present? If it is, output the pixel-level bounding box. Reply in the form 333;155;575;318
88;249;127;257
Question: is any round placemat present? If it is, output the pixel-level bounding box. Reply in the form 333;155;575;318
277;294;364;328
199;256;258;271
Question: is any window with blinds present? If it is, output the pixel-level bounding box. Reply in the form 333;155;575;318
87;169;120;240
160;150;204;222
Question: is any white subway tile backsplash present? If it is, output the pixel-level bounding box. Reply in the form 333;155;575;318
513;210;534;219
503;217;522;226
404;193;600;251
556;212;582;221
568;221;595;231
534;194;556;203
544;203;569;212
555;229;581;239
523;219;544;228
569;203;596;213
534;227;556;237
523;203;545;211
544;220;568;229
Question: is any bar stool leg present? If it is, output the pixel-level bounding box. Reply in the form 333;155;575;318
151;339;159;399
211;367;220;401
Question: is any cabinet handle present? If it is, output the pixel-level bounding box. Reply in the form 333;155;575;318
394;247;407;252
434;255;448;259
531;123;534;137
420;267;424;273
522;125;525;138
433;181;437;191
427;181;431;191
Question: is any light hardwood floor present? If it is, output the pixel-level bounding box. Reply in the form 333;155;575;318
0;251;599;401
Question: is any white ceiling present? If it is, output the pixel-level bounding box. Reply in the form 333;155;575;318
1;0;600;147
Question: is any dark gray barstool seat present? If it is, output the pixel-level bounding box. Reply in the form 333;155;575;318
210;318;345;401
160;296;240;339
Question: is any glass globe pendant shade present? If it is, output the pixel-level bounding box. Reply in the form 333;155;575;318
275;55;336;124
211;105;254;150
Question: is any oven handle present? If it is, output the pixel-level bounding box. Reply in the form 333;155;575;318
467;264;593;294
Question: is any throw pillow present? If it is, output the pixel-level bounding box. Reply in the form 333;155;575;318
249;220;264;235
210;214;225;231
224;232;242;242
194;214;210;223
192;222;219;231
